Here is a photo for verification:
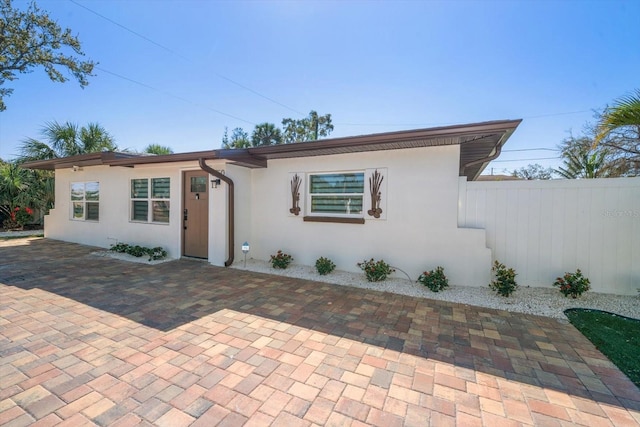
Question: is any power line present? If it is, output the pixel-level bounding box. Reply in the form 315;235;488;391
69;0;189;61
96;67;256;125
502;148;557;152
491;156;560;163
68;0;305;116
335;110;596;127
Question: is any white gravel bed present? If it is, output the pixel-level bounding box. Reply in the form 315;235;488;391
232;259;639;320
0;230;44;238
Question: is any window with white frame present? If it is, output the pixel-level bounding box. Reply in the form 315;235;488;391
308;172;364;216
71;181;100;221
130;177;170;223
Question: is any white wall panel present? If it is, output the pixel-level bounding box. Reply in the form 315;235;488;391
460;178;640;295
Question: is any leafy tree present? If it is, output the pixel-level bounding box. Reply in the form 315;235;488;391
556;136;610;179
0;0;96;111
18;121;117;161
561;118;638;177
512;164;555;180
556;149;609;179
595;89;640;144
282;110;334;143
251;122;282;146
590;105;639;177
13;121;115;218
0;160;27;219
221;127;250;149
0;159;52;224
144;144;173;155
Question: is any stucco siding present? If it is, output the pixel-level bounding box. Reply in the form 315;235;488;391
46;163;203;259
248;145;492;286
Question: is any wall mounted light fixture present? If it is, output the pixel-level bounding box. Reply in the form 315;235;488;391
211;178;221;188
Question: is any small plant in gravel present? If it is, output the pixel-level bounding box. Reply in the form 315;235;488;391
489;260;518;297
554;269;590;298
110;242;167;261
270;250;293;269
418;266;449;292
357;258;395;282
315;257;336;275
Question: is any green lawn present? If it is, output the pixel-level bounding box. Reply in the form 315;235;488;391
565;308;640;388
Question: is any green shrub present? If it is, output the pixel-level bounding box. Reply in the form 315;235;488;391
418;266;449;292
110;242;167;261
270;250;293;269
315;257;336;275
357;258;395;282
554;269;590;298
110;243;130;253
128;245;147;258
489;260;518;297
148;247;168;261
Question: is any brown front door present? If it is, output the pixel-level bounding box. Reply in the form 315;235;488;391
183;171;209;258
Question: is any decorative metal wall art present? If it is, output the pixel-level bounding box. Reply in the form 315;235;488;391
289;173;301;215
367;169;384;218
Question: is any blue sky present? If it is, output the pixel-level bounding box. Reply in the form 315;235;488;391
1;0;638;175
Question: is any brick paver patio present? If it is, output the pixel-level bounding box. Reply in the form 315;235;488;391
1;237;638;426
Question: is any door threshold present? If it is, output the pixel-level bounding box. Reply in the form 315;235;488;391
181;256;208;262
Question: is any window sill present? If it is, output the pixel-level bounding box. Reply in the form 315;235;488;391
303;216;365;224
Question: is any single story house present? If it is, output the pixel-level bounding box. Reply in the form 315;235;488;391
24;120;522;287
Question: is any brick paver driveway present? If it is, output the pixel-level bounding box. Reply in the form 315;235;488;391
1;238;639;426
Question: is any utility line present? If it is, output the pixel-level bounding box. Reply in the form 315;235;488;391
96;67;256;125
491;156;560;163
69;0;305;116
69;0;189;60
502;148;557;152
336;109;595;127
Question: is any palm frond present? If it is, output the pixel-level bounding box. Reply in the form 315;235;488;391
81;123;117;152
595;89;640;144
18;137;57;161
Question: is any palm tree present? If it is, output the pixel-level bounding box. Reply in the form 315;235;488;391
595;89;640;144
18;121;117;161
0;160;29;217
251;123;282;147
556;149;609;179
13;121;116;221
144;144;174;155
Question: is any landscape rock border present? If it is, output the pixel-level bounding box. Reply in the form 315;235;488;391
232;259;639;320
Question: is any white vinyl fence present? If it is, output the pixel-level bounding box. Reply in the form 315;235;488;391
458;177;640;295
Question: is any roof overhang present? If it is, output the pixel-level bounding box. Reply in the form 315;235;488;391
22;119;522;180
20;151;143;171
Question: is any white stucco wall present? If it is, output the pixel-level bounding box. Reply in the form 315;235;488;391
459;177;640;295
209;163;253;266
46;162;206;259
43;147;494;286
247;146;492;286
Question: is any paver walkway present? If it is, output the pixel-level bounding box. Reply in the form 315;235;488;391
1;238;638;426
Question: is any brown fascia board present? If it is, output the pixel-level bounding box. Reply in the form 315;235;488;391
22;152;142;170
21;120;522;174
106;149;269;168
245;119;522;157
215;149;268;168
106;150;219;167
